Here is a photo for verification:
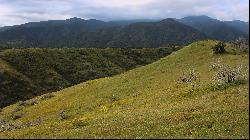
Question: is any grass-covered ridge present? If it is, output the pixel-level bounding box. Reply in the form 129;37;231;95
0;40;248;138
0;47;179;108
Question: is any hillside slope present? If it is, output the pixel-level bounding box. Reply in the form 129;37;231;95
0;40;248;138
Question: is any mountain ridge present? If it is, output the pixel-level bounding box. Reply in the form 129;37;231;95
0;18;207;48
178;16;248;41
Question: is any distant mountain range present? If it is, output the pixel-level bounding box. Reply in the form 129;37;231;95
0;16;248;48
178;15;248;41
223;20;249;34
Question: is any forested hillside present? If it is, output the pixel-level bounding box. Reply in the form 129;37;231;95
0;46;180;108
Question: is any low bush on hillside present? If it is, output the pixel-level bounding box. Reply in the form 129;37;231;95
177;69;201;94
10;106;24;120
11;113;23;120
209;61;247;90
40;93;55;100
212;41;226;54
231;37;249;53
178;69;200;84
59;110;66;120
16;100;37;107
209;59;224;70
17;101;26;106
214;65;246;84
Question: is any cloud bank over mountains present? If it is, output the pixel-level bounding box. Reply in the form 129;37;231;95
0;0;249;26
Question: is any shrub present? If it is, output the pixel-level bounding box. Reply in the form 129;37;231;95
0;119;5;125
25;117;43;127
10;105;24;120
212;42;226;54
17;99;38;107
59;110;66;120
177;69;201;94
17;101;26;106
209;59;223;71
26;99;38;106
11;113;23;120
110;94;119;102
40;93;55;100
211;63;247;90
13;106;22;113
232;37;249;53
177;69;200;97
178;69;200;84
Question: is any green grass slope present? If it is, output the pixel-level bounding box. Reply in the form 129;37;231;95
0;40;248;139
0;47;178;108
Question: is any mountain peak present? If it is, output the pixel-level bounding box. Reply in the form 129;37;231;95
181;15;216;21
66;17;85;22
158;18;178;25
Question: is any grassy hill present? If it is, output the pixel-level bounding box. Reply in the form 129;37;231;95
0;47;179;108
0;40;248;138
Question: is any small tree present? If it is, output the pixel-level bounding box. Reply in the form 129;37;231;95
213;42;226;54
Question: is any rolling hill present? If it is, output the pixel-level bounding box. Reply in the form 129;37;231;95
0;47;179;108
0;40;248;139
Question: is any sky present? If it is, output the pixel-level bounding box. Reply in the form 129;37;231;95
0;0;249;26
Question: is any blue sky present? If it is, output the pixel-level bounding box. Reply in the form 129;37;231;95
0;0;249;26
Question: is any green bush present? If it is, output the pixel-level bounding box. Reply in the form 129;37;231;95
212;42;226;54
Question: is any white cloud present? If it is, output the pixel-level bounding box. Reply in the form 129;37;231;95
0;0;249;26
